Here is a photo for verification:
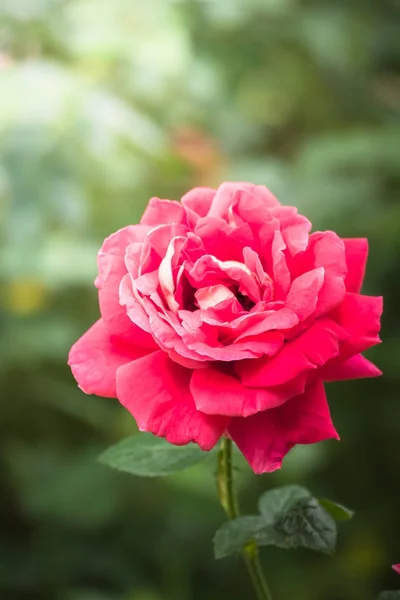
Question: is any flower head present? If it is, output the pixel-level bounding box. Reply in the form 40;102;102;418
69;182;382;473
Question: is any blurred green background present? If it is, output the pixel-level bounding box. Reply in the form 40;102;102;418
0;1;399;599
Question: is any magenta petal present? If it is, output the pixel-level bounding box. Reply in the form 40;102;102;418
228;379;339;474
233;309;299;342
271;230;291;300
343;238;368;293
195;217;254;262
191;366;308;417
310;231;347;277
68;319;150;398
286;267;325;321
238;319;345;388
316;273;346;316
321;354;382;381
116;351;228;450
333;293;383;358
294;231;347;279
140;197;186;226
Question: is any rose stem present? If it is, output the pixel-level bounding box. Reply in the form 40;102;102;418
216;438;275;600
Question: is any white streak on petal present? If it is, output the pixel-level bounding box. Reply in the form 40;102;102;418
158;236;186;313
195;285;235;310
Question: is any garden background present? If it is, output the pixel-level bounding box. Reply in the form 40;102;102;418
0;1;399;599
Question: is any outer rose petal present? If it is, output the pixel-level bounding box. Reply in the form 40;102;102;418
96;225;149;290
233;186;281;224
190;366;308;417
333;293;382;358
68;319;150;398
343;238;368;293
119;273;153;334
237;319;346;388
320;354;382;381
181;187;215;226
294;231;347;280
208;182;280;221
116;351;229;450
228;379;339;474
140;197;186;226
96;225;155;346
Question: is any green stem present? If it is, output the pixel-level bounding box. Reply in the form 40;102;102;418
217;438;274;600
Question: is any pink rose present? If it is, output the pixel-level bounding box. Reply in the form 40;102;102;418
393;564;400;575
68;182;382;473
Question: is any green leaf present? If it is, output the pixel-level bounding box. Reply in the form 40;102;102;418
215;487;338;559
258;485;311;521
318;498;354;521
378;593;400;600
99;433;209;477
213;516;271;559
272;497;337;554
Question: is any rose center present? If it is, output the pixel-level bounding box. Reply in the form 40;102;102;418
235;291;256;311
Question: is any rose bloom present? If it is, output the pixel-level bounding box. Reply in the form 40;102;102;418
69;182;382;473
393;565;400;575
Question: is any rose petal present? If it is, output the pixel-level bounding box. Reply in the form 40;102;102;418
140;197;186;226
142;223;188;260
286;267;325;321
237;318;347;388
195;285;235;310
232;185;281;224
68;319;151;398
294;231;347;280
189;254;261;303
191;366;308;417
343;238;368;293
232;308;299;342
271;230;291;300
139;298;211;364
320;354;382;381
316;273;346;316
181;187;215;226
195;217;255;262
182;328;284;362
96;225;152;342
116;351;229;450
119;273;153;334
332;293;382;358
208;182;279;222
279;211;312;256
228;379;339;474
243;246;273;299
158;236;187;312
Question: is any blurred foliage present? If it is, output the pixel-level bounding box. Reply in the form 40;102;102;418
0;0;399;599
